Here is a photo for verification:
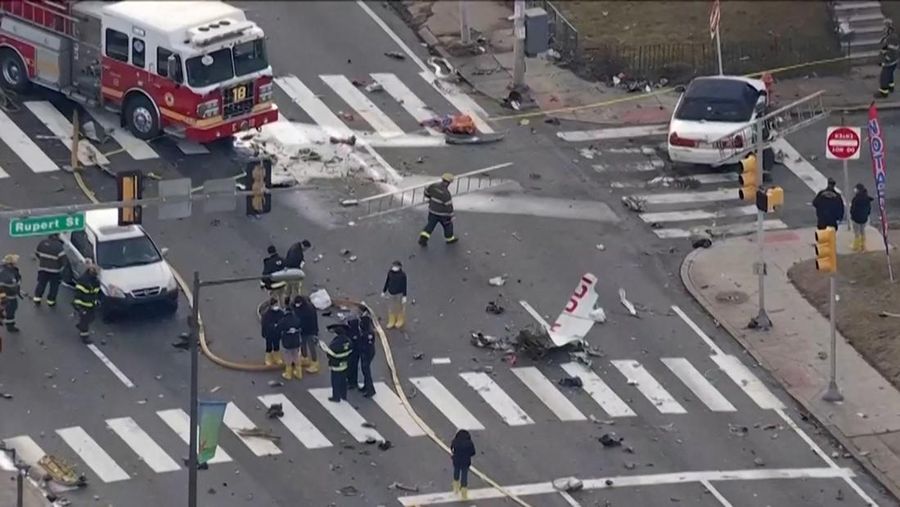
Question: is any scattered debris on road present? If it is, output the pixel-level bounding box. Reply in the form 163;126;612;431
266;403;284;419
558;376;583;388
384;51;405;60
618;288;638;317
589;306;607;323
485;301;505;315
621;195;646;212
488;276;507;287
552;477;584;492
364;82;383;93
236;428;281;444
388;482;420;492
599;433;623;447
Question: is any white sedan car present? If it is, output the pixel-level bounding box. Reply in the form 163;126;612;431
667;75;768;167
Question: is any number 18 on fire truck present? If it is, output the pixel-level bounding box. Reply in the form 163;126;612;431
0;0;278;143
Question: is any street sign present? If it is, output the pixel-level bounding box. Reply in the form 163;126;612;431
9;212;84;238
826;126;861;160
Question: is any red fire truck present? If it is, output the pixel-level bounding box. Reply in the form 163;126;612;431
0;0;278;143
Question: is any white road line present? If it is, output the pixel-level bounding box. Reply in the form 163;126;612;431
24;101;109;167
0;109;59;173
559;490;582;506
321;74;404;137
257;394;332;449
431;357;451;365
86;108;159;160
701;480;734;507
396;467;854;505
157;409;232;463
459;372;534;426
689;173;739;184
639;206;757;223
511;367;586;421
661;358;736;412
275;75;351;137
557;124;668;142
635;188;736;205
106;417;180;473
0;165;8;178
710;355;784;410
410;377;485;430
560;362;635;418
223;402;282;456
56;427;130;482
372;382;426;437
2;436;47;471
653;219;787;239
86;343;135;388
309;388;385;443
0;449;13;471
370;72;439;133
175;139;210;155
453;194;619;222
672;304;723;354
772;138;826;193
611;360;687;414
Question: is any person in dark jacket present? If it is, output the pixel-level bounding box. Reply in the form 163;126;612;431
850;183;874;252
382;260;408;329
320;323;352;402
0;254;22;333
260;297;284;367
346;308;376;396
451;429;476;499
262;245;287;303
812;178;845;230
877;19;900;98
294;295;320;374
73;262;100;344
283;240;311;302
278;305;303;380
418;173;458;246
33;234;67;307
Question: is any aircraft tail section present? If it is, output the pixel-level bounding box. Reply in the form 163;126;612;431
548;273;599;347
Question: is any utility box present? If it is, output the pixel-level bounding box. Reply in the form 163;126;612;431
524;7;549;57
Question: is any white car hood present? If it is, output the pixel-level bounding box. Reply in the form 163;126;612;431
101;261;173;293
668;117;749;144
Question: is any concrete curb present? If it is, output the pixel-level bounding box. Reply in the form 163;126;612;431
679;245;900;502
830;100;900;112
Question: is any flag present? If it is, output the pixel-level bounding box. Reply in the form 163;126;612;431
197;400;228;464
709;0;721;40
866;103;892;261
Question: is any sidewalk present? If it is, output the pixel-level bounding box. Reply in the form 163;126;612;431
0;452;50;507
395;1;900;126
682;226;900;500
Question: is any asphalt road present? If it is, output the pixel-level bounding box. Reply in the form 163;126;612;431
0;2;897;506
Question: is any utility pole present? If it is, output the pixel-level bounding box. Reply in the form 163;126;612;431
822;272;843;402
459;0;470;45
511;0;526;91
187;271;201;507
752;120;772;330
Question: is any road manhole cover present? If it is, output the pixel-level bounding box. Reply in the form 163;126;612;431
715;290;748;305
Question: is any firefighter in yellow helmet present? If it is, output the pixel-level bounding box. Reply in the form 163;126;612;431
418;173;458;246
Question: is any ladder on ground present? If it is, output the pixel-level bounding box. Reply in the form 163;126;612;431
713;91;829;164
340;162;512;220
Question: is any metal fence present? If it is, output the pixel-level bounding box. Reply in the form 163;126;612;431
525;0;580;63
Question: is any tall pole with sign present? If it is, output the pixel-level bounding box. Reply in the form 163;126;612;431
753;119;771;329
710;0;723;75
866;103;895;282
825;125;862;231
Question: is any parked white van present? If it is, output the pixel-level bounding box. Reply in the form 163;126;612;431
60;209;179;319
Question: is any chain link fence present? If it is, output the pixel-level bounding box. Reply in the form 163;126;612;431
525;0;580;63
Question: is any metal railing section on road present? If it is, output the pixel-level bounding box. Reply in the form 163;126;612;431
340;162;513;220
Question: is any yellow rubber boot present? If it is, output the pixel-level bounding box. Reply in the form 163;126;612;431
452;480;460;493
460;487;468;500
395;309;405;329
293;362;303;380
300;356;311;368
851;236;861;252
264;352;274;366
282;363;293;380
273;353;284;366
860;235;868;252
305;360;320;374
385;312;396;329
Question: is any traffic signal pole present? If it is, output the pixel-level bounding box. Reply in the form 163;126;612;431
822;273;843;402
752;120;772;331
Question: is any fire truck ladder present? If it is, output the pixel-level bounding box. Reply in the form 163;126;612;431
340;162;513;220
0;0;79;39
713;90;828;165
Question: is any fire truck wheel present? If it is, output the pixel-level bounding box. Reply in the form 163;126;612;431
124;94;160;140
0;49;29;93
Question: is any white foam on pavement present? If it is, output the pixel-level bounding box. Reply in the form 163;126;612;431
86;108;159;160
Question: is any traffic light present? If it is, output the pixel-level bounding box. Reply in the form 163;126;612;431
755;186;784;213
117;170;143;226
245;159;272;215
815;227;837;273
738;154;758;201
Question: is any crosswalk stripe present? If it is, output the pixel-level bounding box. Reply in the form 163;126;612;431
661;358;737;412
652;219;788;239
275;75;352;138
174;139;210;155
0;109;59;173
557;124;668;142
560;363;635;417
309;388;386;443
2;436;49;472
0;164;8;178
410;377;485;430
459;372;534;426
511;367;586;422
418;70;494;134
321;74;404;137
86;108;159;160
634;188;736;205
370;73;438;134
686;173;739;184
157;409;232;463
106;417;180;473
711;354;785;410
372;382;426;437
24;101;110;167
639;206;757;223
611;360;687;414
56;426;130;482
223;402;282;456
257;394;332;449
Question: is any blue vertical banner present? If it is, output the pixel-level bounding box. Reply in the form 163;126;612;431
866;103;895;281
197;400;228;464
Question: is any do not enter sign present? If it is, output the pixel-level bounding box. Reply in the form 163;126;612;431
826;126;861;160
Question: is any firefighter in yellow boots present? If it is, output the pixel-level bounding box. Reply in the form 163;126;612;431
381;261;408;329
277;302;303;380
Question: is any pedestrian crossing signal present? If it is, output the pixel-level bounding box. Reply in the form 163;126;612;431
245;159;272;216
738;154;758;201
815;227;837;273
755;186;784;213
117;170;143;226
